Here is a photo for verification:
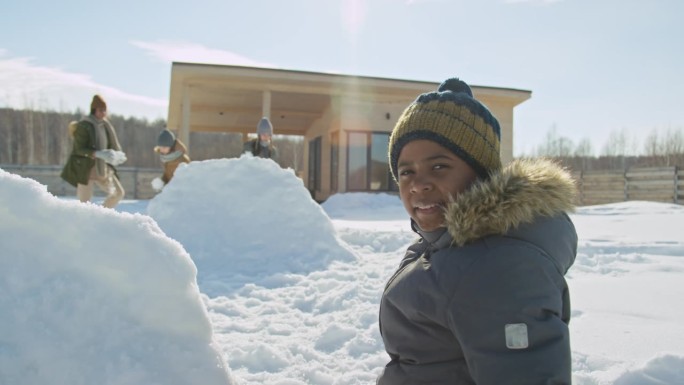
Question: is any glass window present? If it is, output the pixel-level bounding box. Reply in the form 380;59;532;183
347;132;368;190
346;131;396;191
330;132;339;193
370;133;390;190
308;137;321;193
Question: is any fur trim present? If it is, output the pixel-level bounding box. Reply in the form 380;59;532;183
67;121;79;138
445;158;577;246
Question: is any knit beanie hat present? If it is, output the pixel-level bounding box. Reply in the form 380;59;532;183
90;94;107;111
388;77;502;181
257;117;273;136
157;129;176;147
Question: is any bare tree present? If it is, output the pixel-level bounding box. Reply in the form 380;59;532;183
601;128;638;169
602;129;624;157
662;127;684;167
536;125;575;158
642;127;684;167
574;138;594;157
572;138;594;170
23;109;36;164
643;129;660;160
0;109;12;163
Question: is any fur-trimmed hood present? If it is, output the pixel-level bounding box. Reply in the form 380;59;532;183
445;158;577;247
379;157;578;385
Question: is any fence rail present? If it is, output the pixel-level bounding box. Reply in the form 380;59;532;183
1;164;160;200
2;164;683;205
573;166;683;206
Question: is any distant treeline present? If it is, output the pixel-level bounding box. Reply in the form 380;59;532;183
1;107;681;174
535;154;683;173
0;108;304;171
523;125;684;171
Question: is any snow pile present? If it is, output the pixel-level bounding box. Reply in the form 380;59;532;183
321;192;406;220
3;156;684;384
0;169;234;385
147;155;356;295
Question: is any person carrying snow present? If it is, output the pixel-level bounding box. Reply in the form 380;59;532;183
60;94;127;208
243;117;278;161
377;78;578;384
151;129;190;191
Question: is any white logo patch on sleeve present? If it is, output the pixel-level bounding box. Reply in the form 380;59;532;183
505;323;529;349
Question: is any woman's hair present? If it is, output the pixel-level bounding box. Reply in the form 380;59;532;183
251;139;275;157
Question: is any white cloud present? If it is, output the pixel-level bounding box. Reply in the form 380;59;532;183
504;0;563;4
0;56;97;99
405;0;444;4
0;42;280;121
130;40;275;68
0;53;167;120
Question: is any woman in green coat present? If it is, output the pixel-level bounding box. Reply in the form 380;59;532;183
60;94;127;208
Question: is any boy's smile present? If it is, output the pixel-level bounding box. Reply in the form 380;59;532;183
396;139;478;232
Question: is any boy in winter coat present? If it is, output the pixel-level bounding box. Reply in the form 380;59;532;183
243;117;278;161
151;129;190;191
60;94;127;208
377;78;578;384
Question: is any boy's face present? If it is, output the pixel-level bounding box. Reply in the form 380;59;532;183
396;139;478;232
158;146;171;155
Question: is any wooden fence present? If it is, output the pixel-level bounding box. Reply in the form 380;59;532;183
1;164;160;200
2;164;683;206
573;166;684;206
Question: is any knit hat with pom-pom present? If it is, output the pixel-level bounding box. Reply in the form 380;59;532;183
388;77;502;181
256;117;274;136
90;94;107;112
157;129;176;147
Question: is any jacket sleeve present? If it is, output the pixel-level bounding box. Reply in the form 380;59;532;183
71;121;95;158
446;242;572;385
175;139;189;157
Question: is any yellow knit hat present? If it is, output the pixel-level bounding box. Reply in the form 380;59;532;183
388;78;501;180
90;94;107;111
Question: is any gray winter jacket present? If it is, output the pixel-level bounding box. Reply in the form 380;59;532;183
377;159;578;385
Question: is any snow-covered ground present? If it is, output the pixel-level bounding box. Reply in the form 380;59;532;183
1;155;683;385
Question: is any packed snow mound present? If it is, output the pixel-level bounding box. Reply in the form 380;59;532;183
613;354;684;385
322;192;406;220
0;169;235;385
147;155;356;295
576;200;684;215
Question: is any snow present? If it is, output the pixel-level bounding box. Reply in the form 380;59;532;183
146;157;356;296
0;168;234;385
2;155;684;385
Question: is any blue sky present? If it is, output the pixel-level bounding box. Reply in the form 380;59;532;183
1;0;682;156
